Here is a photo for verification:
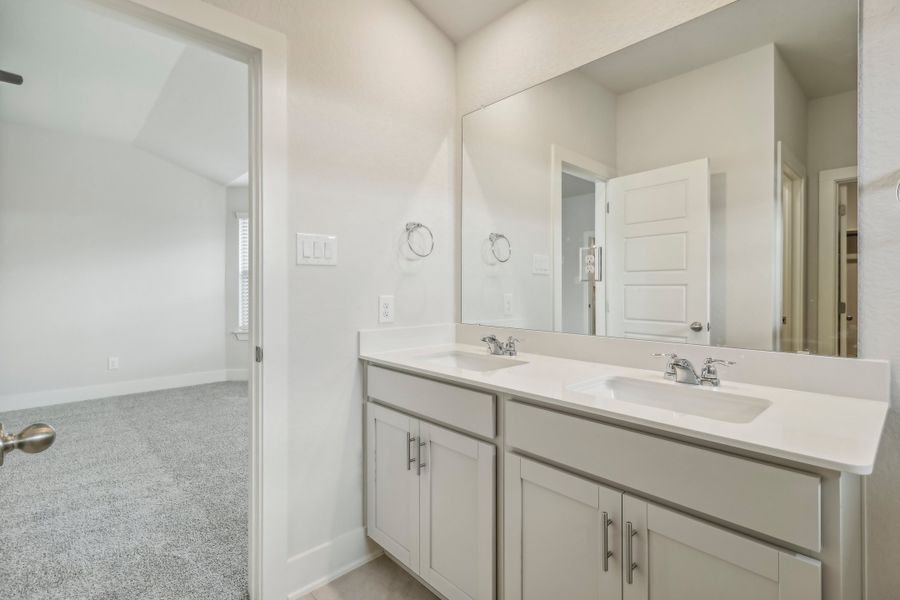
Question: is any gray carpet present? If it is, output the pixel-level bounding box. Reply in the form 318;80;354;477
0;382;250;600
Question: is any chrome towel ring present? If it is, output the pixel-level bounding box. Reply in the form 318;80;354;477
405;222;434;258
489;232;511;263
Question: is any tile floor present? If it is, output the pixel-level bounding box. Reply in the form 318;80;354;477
300;556;438;600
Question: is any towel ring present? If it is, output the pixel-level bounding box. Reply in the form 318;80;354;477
405;222;434;258
489;233;511;263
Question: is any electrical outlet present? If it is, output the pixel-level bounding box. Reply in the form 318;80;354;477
108;356;119;370
378;295;395;324
503;293;513;316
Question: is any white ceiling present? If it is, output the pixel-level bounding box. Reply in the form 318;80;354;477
410;0;527;41
580;0;857;99
0;0;248;186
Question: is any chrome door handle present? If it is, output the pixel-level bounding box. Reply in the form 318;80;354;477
416;439;427;476
0;422;56;466
690;321;704;332
625;521;638;584
406;432;416;471
601;511;613;572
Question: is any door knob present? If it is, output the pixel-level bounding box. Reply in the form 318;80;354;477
690;321;704;332
0;422;56;466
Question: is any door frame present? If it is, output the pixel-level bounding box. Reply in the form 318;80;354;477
84;1;289;598
775;141;807;352
817;166;858;356
550;144;615;333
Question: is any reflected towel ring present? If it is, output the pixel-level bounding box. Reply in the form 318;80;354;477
489;232;512;263
405;222;434;258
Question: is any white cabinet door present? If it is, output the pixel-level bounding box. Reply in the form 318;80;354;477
419;422;495;600
366;403;420;572
622;495;821;600
606;158;710;344
505;454;622;600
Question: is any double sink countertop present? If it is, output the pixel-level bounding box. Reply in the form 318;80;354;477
361;343;889;474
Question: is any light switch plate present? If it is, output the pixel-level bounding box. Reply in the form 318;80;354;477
108;356;119;370
297;233;338;266
378;295;395;324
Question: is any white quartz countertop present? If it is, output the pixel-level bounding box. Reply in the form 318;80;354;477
361;343;889;474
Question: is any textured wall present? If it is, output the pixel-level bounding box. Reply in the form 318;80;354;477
858;1;900;597
200;0;456;588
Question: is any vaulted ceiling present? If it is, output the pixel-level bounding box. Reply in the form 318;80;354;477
409;0;527;41
0;0;248;186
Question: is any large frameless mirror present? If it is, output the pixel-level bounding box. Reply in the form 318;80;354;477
461;0;859;357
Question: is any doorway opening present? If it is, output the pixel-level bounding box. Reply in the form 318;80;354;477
560;172;602;335
817;166;859;357
0;0;289;597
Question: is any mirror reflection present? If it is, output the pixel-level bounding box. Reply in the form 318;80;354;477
461;0;858;356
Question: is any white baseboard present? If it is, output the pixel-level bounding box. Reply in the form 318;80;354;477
226;368;249;381
287;526;382;600
0;370;230;412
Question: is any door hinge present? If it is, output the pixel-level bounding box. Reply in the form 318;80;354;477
839;204;847;217
839;301;847;314
606;201;610;214
255;346;263;363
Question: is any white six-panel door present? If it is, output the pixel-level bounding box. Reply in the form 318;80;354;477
419;422;495;600
505;454;623;600
622;495;821;600
606;159;710;344
366;403;420;572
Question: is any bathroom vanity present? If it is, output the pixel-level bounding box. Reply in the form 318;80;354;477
360;334;888;600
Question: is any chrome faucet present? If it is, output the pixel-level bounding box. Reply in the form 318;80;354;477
699;357;735;387
482;335;520;357
652;353;735;386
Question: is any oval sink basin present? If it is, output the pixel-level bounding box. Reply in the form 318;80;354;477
417;350;527;372
567;376;771;424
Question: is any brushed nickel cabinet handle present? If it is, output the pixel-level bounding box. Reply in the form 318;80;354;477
406;432;416;471
625;521;638;584
601;511;613;572
416;439;427;476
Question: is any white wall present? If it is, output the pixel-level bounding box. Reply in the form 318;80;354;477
805;89;857;353
225;185;250;379
199;0;456;594
615;45;776;351
858;1;900;596
774;49;808;166
0;121;227;408
461;69;616;330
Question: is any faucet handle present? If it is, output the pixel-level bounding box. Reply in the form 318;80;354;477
504;336;520;356
703;357;735;367
651;352;678;379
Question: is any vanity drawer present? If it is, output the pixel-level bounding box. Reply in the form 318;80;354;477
505;400;821;551
367;365;495;438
